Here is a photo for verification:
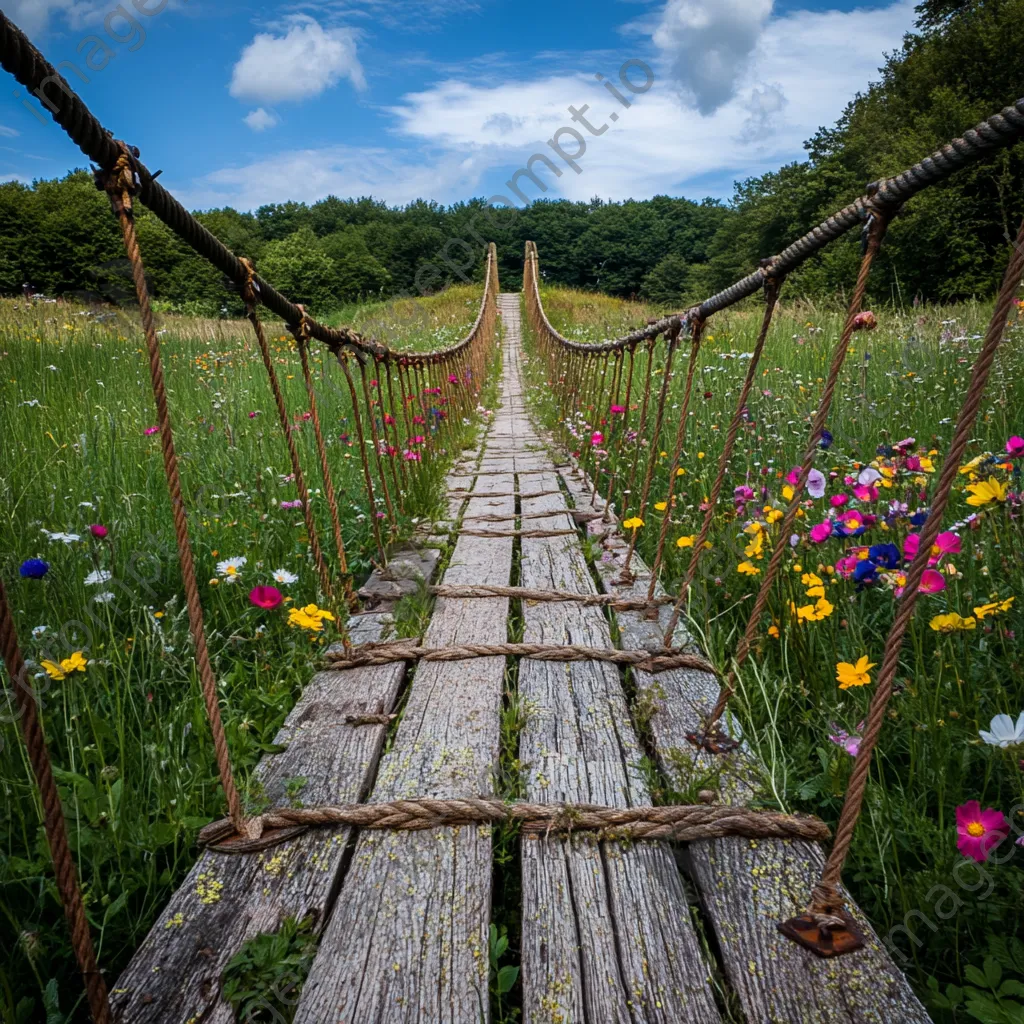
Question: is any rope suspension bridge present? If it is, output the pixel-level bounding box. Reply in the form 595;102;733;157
2;8;1023;1022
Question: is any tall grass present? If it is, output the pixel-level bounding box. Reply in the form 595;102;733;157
0;286;483;1022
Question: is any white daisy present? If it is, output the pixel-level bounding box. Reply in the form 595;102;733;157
93;592;116;604
216;556;247;580
84;569;112;586
980;712;1024;748
41;529;81;545
32;625;49;638
272;568;298;585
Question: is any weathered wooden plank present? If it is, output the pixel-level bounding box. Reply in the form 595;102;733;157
505;332;721;1018
292;346;519;1022
557;465;932;1024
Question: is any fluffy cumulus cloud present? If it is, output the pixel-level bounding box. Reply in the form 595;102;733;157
229;16;366;105
243;107;279;132
653;0;774;115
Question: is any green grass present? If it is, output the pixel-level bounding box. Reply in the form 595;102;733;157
525;285;1024;1020
0;286;485;1023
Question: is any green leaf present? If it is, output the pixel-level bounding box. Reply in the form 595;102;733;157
986;958;1005;989
496;964;519;995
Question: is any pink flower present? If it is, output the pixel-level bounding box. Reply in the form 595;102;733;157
1007;436;1024;458
829;721;864;757
249;585;283;610
935;532;961;556
448;374;459;384
89;524;109;539
904;533;921;560
956;801;1009;863
786;467;802;486
919;569;946;594
248;411;259;419
144;426;159;436
413;415;426;425
852;310;877;331
384;413;395;426
853;484;879;502
836;510;866;536
904;455;922;472
610;404;626;415
734;485;755;504
280;499;303;510
403;450;422;462
810;521;833;544
830;494;849;508
591;431;604;446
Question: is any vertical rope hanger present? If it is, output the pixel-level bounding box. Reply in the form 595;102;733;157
0;580;113;1024
289;305;356;607
663;265;784;640
780;213;1024;957
96;147;245;836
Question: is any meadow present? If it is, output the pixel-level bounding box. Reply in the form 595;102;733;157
0;286;487;1022
525;286;1024;1021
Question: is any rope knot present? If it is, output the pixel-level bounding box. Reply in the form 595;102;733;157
289;305;313;348
238;256;260;308
94;141;140;215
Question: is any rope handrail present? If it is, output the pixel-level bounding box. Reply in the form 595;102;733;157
524;95;1024;353
0;9;496;367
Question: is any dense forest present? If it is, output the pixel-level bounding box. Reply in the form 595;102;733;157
0;0;1021;317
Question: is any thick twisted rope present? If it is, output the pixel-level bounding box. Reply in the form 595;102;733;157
0;581;112;1024
97;153;245;835
325;640;716;674
198;796;830;852
460;528;578;538
805;213;1024;924
429;584;673;611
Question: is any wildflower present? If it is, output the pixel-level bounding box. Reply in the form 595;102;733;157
806;469;826;499
979;712;1024;748
919;569;947;594
809;521;832;544
836;655;875;690
955;801;1009;863
829;721;864;757
734;485;754;506
41;529;81;545
966;477;1008;507
974;596;1015;619
287;603;335;632
249;586;283;610
610;404;625;414
623;517;644;530
929;612;976;633
41;651;88;680
852;310;877;331
1007;436;1024;458
84;569;112;586
676;534;697;548
853;484;879;502
216;556;246;582
272;568;298;585
819;429;834;450
280;500;303;510
94;591;116;604
791;597;834;623
737;561;761;576
591;431;604;446
857;467;883;487
144;426;159;436
19;558;49;579
654;501;668;512
836;510;866;537
89;524;109;539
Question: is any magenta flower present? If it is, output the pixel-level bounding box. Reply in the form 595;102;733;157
384;413;395;425
810;521;833;544
785;467;801;486
610;404;626;415
248;411;259;419
734;485;754;504
448;374;459;384
144;426;158;436
249;585;283;610
956;801;1009;863
411;435;425;445
1007;436;1024;458
904;455;922;471
829;721;864;757
919;569;946;594
280;499;303;510
89;524;108;539
830;494;849;508
591;431;604;446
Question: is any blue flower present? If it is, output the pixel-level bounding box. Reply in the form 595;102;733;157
19;558;50;579
853;560;879;585
868;543;901;570
819;429;834;450
910;510;930;527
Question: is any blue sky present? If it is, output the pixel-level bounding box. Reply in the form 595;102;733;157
0;0;919;212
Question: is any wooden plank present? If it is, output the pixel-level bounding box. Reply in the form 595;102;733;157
502;305;721;1022
557;465;932;1024
291;336;519;1022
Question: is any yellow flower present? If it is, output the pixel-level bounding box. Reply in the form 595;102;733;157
676;534;697;549
836;655;875;690
743;532;764;560
287;604;336;632
974;596;1015;620
654;501;668;512
737;561;761;576
623;517;644;530
767;624;780;639
782;485;795;501
966;477;1007;507
801;572;823;588
42;651;88;680
929;612;977;633
959;455;987;475
765;509;782;524
676;468;685;477
790;597;835;623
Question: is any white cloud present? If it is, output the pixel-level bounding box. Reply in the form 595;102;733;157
0;125;20;139
243;108;280;132
653;0;774;115
190;1;917;210
229;16;366;105
4;1;104;36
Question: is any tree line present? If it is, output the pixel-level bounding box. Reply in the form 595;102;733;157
0;0;1020;317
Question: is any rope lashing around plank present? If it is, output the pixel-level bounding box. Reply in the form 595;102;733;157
324;640;717;675
460;528;579;538
198;797;831;853
461;510;604;523
448;489;564;499
428;584;676;612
